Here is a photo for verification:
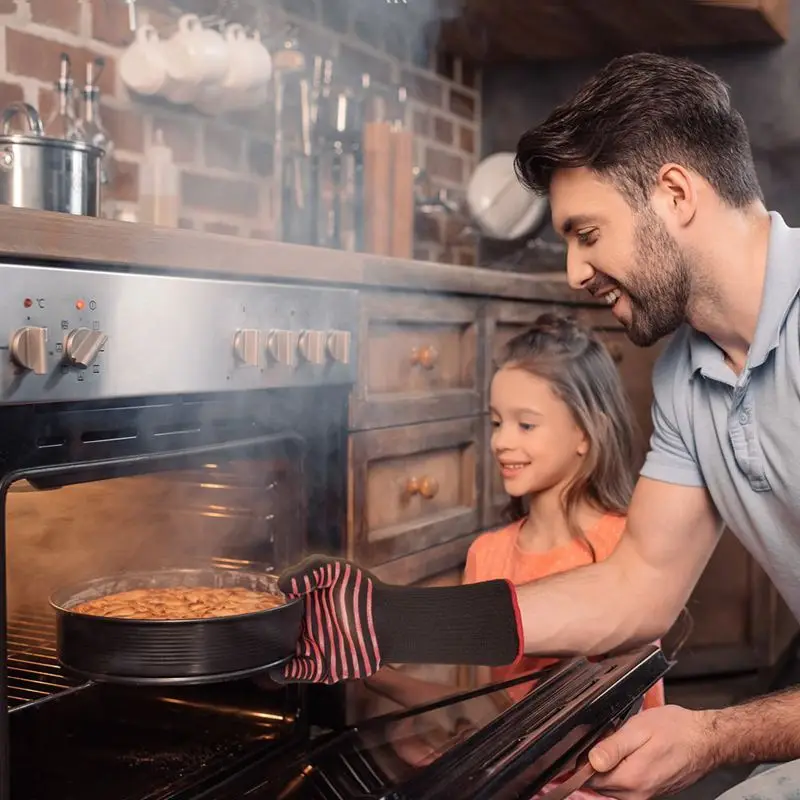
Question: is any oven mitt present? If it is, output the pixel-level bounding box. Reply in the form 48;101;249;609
271;555;523;685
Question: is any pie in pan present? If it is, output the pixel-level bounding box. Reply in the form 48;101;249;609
71;586;285;620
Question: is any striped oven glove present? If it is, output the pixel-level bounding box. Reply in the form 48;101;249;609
272;555;524;685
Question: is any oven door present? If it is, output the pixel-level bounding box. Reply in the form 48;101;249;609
1;388;349;800
208;646;671;800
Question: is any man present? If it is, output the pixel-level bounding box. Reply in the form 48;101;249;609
273;53;800;799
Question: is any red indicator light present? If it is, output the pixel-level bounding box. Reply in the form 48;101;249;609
75;299;85;310
23;298;32;308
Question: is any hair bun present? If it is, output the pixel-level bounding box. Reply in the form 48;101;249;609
529;312;588;343
498;311;597;367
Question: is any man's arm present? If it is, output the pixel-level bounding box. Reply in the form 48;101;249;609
705;688;800;766
274;478;723;684
515;476;723;656
586;681;800;795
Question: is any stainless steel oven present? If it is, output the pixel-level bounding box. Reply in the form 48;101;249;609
0;259;671;800
0;261;357;799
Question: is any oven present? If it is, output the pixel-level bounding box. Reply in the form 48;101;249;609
0;261;356;799
0;259;672;800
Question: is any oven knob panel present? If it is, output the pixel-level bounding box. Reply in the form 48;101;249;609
64;327;107;369
297;330;326;365
266;329;298;368
327;330;351;364
233;328;259;367
10;326;48;375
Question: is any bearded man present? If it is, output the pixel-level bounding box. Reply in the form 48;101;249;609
274;53;800;800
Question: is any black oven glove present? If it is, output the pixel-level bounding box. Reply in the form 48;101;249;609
270;555;524;685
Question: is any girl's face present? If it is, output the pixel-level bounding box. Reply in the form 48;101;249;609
490;366;589;497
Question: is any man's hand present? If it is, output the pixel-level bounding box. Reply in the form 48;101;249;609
587;705;716;799
271;554;522;685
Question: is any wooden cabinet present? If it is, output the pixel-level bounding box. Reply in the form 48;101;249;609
437;0;788;63
348;417;482;567
348;290;485;583
668;531;799;680
349;291;481;430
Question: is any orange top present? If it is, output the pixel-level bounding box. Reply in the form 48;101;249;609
463;513;665;709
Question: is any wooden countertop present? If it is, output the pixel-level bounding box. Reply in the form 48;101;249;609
0;207;594;305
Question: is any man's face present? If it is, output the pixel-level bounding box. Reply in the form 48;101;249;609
549;167;691;347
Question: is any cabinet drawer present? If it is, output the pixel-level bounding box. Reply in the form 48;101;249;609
350;292;481;429
348;417;482;566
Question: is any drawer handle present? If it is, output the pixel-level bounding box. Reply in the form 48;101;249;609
406;476;439;499
608;343;624;363
410;345;439;370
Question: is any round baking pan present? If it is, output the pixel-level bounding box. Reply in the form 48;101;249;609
50;567;303;686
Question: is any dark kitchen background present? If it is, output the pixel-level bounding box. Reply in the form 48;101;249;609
482;3;800;233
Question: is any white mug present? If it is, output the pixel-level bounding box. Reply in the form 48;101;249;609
194;20;230;83
119;24;169;96
163;14;229;104
218;24;256;94
243;31;272;89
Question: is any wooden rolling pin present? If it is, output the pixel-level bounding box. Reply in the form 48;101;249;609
390;126;414;259
363;120;393;256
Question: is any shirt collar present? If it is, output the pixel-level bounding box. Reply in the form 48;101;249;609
689;210;800;381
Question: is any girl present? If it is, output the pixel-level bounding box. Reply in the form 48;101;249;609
366;312;668;797
466;312;665;707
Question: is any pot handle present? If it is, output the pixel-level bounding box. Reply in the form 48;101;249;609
2;101;44;136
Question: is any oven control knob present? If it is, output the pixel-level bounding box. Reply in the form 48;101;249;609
326;330;351;364
233;328;259;367
64;328;107;369
298;330;326;365
266;329;298;367
10;326;48;375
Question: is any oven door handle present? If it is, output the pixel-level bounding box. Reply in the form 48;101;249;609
538;697;644;800
538;759;596;800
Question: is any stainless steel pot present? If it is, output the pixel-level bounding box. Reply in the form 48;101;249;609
0;101;104;217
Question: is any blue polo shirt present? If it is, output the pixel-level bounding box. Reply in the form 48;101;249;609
640;211;800;620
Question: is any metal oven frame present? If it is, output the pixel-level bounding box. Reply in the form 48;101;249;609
0;260;361;800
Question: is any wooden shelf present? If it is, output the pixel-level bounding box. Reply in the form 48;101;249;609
435;0;789;62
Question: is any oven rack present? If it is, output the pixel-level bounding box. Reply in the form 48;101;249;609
7;608;87;710
4;557;276;711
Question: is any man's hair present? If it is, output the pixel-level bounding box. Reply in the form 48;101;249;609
514;52;763;208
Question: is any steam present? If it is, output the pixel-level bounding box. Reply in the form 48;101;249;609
6;456;299;618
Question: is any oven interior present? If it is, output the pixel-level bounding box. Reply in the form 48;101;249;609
0;388;350;800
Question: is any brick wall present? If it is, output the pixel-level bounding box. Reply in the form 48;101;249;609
0;0;480;264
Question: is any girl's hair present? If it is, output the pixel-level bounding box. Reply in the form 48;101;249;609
497;312;638;560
